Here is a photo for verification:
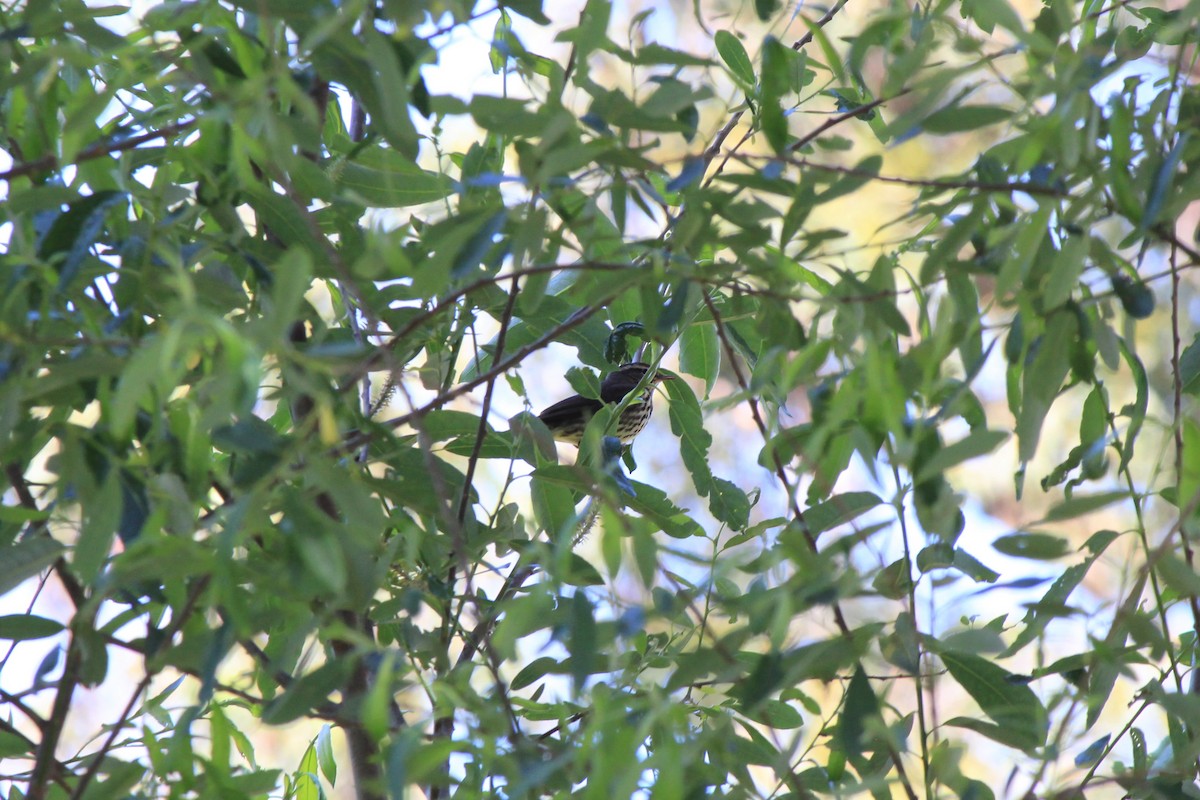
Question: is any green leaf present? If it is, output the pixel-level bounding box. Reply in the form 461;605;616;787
1043;234;1087;310
530;468;578;538
922;105;1011;134
914;429;1009;484
1157;554;1200;597
714;31;755;89
755;699;803;728
799;15;846;82
1179;333;1200;395
568;591;596;692
512;656;561;690
1040;490;1128;522
953;548;1000;583
759;37;792;154
245;184;326;258
943;716;1043;750
490;10;514;73
630;43;713;67
564;366;601;399
917;543;954;572
1016;310;1076;463
1178;418;1200;523
316;724;337;787
992;532;1070;560
332;148;453;207
295;740;321;800
0;614;65;640
0;729;33;759
625;480;706;539
818;155;882;202
263;660;353;725
664;378;749;529
836;666;882;751
754;0;781;20
920;202;986;285
1141;133;1188;230
37;190;126;289
961;0;1027;37
940;651;1047;751
873;557;913;600
1118;341;1148;473
0;538;66;598
801;492;882;537
679;323;720;397
470;95;546;137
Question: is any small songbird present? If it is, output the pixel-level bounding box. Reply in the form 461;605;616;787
537;362;674;445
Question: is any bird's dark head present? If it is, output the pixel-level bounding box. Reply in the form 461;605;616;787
615;362;675;383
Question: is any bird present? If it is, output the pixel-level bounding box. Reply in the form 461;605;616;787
537;362;674;445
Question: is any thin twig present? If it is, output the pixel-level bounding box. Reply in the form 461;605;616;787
701;293;918;800
342;299;613;452
5;464;85;609
68;577;210;800
0;119;194;184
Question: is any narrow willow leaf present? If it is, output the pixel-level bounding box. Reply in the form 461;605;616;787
679;323;720;397
802;491;882;537
316;724;337;787
835;671;883;758
37;190;126;289
1016;311;1076;463
664;378;750;529
332;149;453;207
1040;490;1128;522
914;429;1008;484
714;30;755;89
0;614;65;641
993;532;1069;560
0;538;66;598
1117;341;1148;473
922;104;1011;134
940;651;1048;751
760;36;791;153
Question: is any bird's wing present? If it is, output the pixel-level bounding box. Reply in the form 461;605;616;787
537;395;604;426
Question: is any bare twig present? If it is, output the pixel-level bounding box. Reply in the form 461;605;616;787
342;298;613;453
5;464;85;609
68;577;211;800
0;119;194;184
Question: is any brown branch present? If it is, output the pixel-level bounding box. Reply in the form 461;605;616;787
740;152;1072;198
1086;0;1139;19
1153;222;1200;264
285;314;389;800
701;292;920;800
454;275;520;559
338;262;639;393
341;298;613;453
1170;238;1200;686
68;576;211;800
430;277;521;794
0;119;195;184
699;0;853;187
791;0;852;52
4;463;85;610
700;295;848;634
27;622;88;800
788;93;904;152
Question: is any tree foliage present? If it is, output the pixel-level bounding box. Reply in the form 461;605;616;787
2;0;1200;798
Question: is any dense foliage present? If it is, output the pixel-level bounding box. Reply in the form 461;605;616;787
2;0;1200;797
